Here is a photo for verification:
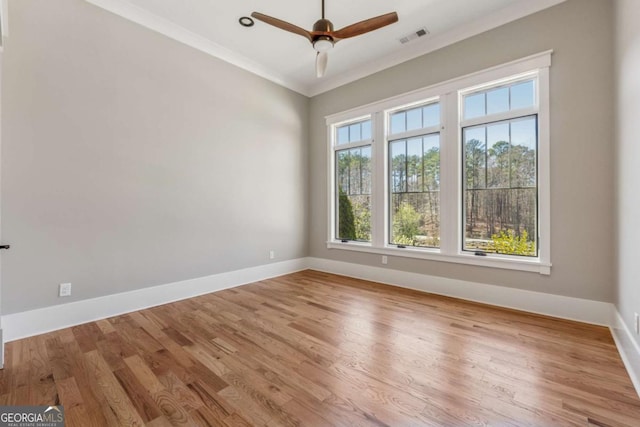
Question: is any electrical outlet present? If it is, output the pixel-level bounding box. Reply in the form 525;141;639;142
59;283;72;297
635;313;639;335
269;250;275;260
382;255;388;265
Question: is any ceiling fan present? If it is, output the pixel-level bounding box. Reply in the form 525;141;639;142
251;1;398;78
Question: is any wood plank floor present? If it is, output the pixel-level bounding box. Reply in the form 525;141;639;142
1;270;639;426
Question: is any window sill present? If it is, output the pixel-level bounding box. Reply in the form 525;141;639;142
326;241;551;275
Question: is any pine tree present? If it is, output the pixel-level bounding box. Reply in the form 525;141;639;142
338;189;356;240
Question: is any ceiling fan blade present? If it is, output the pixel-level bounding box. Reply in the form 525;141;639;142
251;12;313;42
316;51;328;78
331;12;398;40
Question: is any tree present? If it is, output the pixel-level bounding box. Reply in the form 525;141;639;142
392;202;421;245
353;199;371;241
391;153;407;193
465;138;486;232
423;146;440;227
338;189;356;240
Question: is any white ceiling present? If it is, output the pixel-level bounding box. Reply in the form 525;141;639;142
86;0;566;96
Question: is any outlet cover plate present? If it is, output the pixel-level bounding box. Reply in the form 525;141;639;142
59;283;72;297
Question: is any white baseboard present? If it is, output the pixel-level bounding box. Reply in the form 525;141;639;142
307;257;613;326
1;258;308;342
611;310;640;397
3;256;615;342
1;255;638;398
307;257;640;397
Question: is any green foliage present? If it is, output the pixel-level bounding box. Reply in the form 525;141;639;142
423;147;440;190
489;229;535;256
353;203;371;241
393;234;415;246
393;202;421;245
338;189;356;240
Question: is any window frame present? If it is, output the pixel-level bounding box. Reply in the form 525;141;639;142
460;75;540;258
326;51;552;275
387;98;442;250
332;116;374;242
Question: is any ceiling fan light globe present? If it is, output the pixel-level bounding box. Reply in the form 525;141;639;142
313;38;333;53
316;51;328;78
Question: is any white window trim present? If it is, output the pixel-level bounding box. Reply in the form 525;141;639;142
326;51;552;275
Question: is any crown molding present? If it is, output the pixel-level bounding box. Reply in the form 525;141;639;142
307;0;566;96
84;0;309;95
85;0;566;97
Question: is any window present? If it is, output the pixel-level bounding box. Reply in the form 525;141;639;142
461;79;538;257
327;52;551;274
388;102;441;248
334;118;372;242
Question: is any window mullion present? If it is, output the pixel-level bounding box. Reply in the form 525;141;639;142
460;107;537;128
439;92;459;256
389;126;440;141
327;125;335;243
537;67;551;272
372;111;386;248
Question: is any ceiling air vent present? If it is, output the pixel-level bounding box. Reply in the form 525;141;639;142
399;27;430;44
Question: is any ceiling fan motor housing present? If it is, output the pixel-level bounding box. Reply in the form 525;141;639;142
313;18;334;34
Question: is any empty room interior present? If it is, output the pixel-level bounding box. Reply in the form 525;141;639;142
1;0;640;425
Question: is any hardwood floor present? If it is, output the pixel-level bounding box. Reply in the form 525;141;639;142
1;270;639;426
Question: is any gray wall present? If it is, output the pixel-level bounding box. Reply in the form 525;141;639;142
1;0;308;314
615;0;640;346
309;0;615;302
0;0;619;317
